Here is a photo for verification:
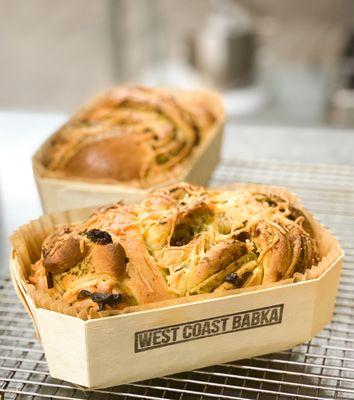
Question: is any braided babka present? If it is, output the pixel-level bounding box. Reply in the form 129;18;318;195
36;86;224;188
29;183;319;317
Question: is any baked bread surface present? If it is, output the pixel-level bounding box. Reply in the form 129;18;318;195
29;183;319;316
36;86;224;188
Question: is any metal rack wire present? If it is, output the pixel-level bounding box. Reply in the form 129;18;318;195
1;157;354;400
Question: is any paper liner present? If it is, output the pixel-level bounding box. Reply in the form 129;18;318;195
10;184;343;321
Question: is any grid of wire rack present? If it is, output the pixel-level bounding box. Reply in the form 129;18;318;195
1;157;354;400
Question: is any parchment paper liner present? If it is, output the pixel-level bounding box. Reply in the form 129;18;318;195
10;184;343;321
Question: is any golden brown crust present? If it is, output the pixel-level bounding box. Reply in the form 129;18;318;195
187;239;247;290
28;183;319;316
42;229;86;274
35;86;224;188
62;133;151;181
119;226;173;304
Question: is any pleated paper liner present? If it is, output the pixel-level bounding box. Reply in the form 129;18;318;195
32;89;225;213
10;183;343;322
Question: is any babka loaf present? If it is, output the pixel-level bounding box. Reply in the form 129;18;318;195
28;183;319;317
35;86;224;188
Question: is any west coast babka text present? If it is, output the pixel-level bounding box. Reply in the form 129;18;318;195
135;304;284;352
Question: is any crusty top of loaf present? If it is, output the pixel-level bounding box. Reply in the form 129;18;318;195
35;86;224;188
29;183;319;315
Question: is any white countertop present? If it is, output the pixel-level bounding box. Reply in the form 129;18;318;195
1;111;353;270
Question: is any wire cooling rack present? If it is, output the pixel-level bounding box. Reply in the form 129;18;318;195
1;157;354;400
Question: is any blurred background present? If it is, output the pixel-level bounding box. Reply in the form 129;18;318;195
1;0;354;267
1;0;354;125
